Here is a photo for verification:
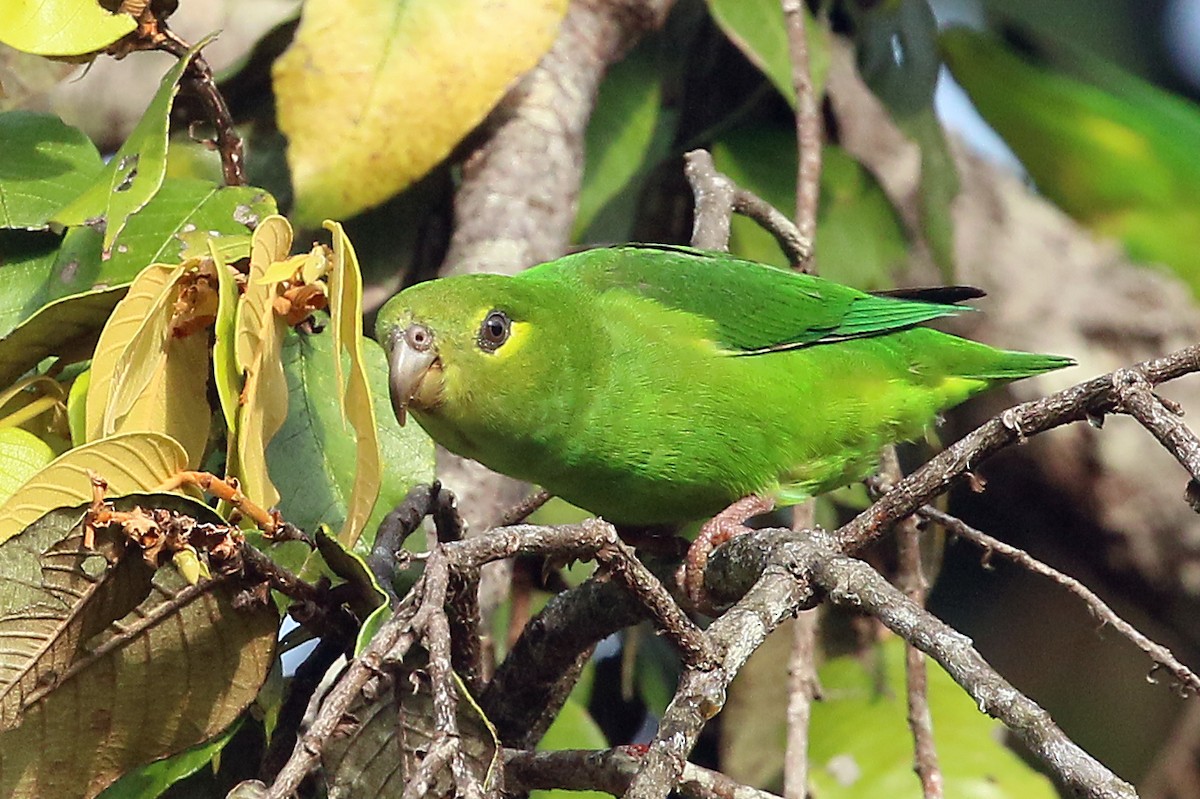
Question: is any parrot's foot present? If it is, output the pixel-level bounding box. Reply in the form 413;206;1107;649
682;495;776;611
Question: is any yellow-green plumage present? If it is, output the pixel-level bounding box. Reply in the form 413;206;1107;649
376;246;1072;525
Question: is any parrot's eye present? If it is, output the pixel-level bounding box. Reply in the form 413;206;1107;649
478;310;511;352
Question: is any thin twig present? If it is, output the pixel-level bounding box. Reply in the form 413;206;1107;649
157;29;247;186
503;748;785;799
732;189;811;265
493;489;554;528
782;0;820;269
434;489;485;694
783;500;819;799
896;519;942;798
880;449;943;799
920;505;1200;696
684;149;811;264
781;5;824;785
595;534;716;670
783;609;819;799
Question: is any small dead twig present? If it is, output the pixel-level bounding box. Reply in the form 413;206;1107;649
399;553;486;799
920;505;1200;697
369;483;441;605
783;609;820;799
155;470;289;538
493;488;554;528
896;518;942;799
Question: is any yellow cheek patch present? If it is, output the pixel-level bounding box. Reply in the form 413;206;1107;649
494;320;531;360
470;307;531;361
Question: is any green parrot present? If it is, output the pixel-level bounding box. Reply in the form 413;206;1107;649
941;27;1200;295
375;245;1072;537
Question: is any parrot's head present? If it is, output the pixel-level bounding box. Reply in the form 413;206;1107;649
374;274;588;460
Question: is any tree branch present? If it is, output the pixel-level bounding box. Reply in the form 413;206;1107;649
503;748;785;799
920;505;1200;696
835;343;1200;554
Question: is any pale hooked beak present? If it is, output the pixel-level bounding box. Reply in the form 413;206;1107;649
387;323;439;426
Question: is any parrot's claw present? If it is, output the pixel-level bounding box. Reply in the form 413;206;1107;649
681;495;776;612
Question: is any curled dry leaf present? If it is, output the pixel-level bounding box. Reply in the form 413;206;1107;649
168;260;221;339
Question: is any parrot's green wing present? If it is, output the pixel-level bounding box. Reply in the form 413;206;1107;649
520;244;972;354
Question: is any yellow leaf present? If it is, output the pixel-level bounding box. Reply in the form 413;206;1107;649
84;262;211;468
234;216;293;510
0;0;135;57
255;253;308;286
324;221;380;547
86;263;185;442
0;431;188;544
273;0;569;223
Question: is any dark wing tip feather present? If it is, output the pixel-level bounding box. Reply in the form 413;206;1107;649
871;286;987;304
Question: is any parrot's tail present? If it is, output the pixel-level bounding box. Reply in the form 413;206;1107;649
964;349;1076;381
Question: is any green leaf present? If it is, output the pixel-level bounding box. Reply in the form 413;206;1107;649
0;0;135;57
808;637;1057;798
311;529;389;654
0;181;273;351
0;111;103;229
713;128;906;289
268;323;435;552
211;244;241;436
273;0;569;223
941;27;1200;293
53;37;215;247
0;226;105;339
574;46;662;238
0;278;126;390
104;178;277;286
706;0;829;105
97;721;241;799
0;426;54;507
